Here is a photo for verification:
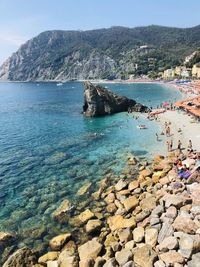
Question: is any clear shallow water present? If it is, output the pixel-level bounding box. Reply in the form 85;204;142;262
0;82;182;252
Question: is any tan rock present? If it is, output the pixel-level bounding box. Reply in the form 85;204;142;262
173;216;198;234
78;209;95;224
128;180;139;191
0;231;15;247
104;193;115;204
85;219;102;233
159;251;184;265
107;215;136;231
145;228;158;247
115;249;132;265
106;203;117;214
134;244;157;267
140;169;152;178
76;182;92;196
133;227;144;243
78;239;102;261
38;252;59;264
117;189;130;196
47;261;58;267
49;233;71;250
122;196;139;212
140;196;156;211
117;228;132;244
79;259;94;267
115;179;127;191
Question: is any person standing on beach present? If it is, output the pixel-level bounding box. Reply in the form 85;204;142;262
178;140;182;151
169;140;173;151
188;140;193;152
156;133;159;141
166;141;170;152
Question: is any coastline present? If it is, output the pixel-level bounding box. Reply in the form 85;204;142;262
0;79;199;267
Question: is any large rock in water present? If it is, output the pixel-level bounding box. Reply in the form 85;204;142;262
83;81;150;117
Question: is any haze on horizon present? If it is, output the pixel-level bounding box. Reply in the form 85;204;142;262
0;0;199;64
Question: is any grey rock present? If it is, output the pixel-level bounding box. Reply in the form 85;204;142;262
158;236;178;252
188;252;200;267
158;222;174;244
151;205;164;216
179;233;200;258
83;81;150;117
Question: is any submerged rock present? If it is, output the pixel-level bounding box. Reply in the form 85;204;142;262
83;81;150;117
3;247;37;267
52;199;73;223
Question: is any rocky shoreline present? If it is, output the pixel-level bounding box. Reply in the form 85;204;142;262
1;151;200;266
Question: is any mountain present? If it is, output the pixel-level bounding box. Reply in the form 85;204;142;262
1;25;200;81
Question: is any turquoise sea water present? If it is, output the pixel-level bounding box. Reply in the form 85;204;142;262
0;82;182;253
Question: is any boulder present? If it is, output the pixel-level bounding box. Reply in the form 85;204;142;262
128;181;139;191
115;249;132;265
76;182;92;196
173;216;198;234
103;258;118;267
122;196;138;212
79;259;94;267
145;228;158;247
165;195;186;208
134;245;157;267
165;206;177;219
133;227;144;243
179;233;200;258
107;215;136;231
106;203;117;214
104;193;115;204
58;250;78;267
38;252;60;265
52;199;73;222
49;233;71;251
94;257;106;267
78;239;102;261
158;236;178;252
157;222;174;244
83;81;150;117
140;196;156;211
78;209;95;224
86;219;102;233
0;232;15;248
47;261;58;267
115;180;127;191
188;252;200;267
135;209;150;223
154;260;165;267
117;228;132;244
2;247;37;267
159;251;184;265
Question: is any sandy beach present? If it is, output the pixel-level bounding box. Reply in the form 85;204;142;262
157;110;200;153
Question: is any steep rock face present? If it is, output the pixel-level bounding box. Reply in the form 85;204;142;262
1;26;200;81
83;81;150;116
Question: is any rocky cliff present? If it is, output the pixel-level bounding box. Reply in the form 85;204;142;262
83;81;150;116
1;25;200;81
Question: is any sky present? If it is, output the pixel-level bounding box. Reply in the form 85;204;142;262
0;0;200;64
